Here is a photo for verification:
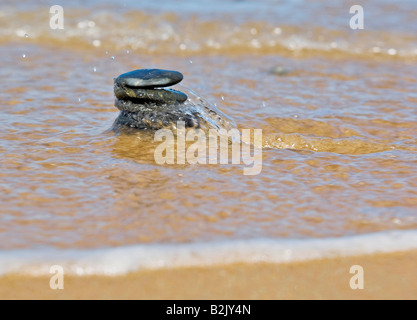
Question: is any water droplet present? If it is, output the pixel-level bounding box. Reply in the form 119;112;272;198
179;43;186;51
22;53;26;58
111;56;115;60
24;34;29;38
262;101;266;107
250;39;261;48
16;29;27;37
221;96;225;101
189;60;193;64
78;97;81;102
372;46;381;53
273;27;282;35
387;48;397;56
126;50;130;54
92;39;101;47
93;67;97;72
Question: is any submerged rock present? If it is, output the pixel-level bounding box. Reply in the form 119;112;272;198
268;65;291;76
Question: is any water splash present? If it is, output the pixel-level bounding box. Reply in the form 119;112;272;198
179;85;236;132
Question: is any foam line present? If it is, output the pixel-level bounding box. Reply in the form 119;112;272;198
1;230;417;276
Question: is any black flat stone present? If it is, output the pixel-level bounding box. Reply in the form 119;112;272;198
114;83;187;104
115;69;183;89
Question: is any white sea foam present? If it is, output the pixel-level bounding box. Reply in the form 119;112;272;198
0;230;417;276
2;2;417;59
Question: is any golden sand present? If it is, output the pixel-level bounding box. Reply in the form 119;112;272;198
1;250;416;300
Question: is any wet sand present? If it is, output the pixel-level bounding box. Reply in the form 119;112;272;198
1;250;416;300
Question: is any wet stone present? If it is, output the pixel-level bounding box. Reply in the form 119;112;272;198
112;106;201;131
115;69;183;88
114;83;187;104
268;65;291;76
112;68;198;130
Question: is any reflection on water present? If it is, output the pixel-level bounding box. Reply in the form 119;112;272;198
0;1;416;252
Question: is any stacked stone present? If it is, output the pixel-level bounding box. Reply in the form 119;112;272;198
113;69;202;130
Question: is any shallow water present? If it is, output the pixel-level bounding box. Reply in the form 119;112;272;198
0;0;416;271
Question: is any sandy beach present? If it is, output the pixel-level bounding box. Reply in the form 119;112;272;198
1;250;416;300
